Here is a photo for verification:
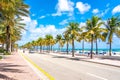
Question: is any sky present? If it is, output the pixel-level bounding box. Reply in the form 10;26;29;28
17;0;120;49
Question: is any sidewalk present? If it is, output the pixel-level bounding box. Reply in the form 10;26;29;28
50;53;120;68
0;52;41;80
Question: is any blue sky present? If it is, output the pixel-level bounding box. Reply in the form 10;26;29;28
18;0;120;49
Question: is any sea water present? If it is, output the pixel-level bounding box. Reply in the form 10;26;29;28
52;48;120;54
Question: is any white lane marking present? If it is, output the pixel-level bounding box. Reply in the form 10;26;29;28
87;72;108;80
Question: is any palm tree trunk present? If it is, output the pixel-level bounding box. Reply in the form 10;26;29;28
72;39;74;57
41;46;42;52
82;39;84;54
49;45;50;53
59;44;60;52
9;39;11;52
11;42;13;52
40;46;42;53
2;43;4;49
90;35;93;59
37;46;39;52
6;25;10;53
109;42;112;56
42;46;44;52
33;46;35;50
96;38;98;55
51;45;52;52
66;41;69;54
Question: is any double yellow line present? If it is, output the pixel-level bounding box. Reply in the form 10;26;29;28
20;53;55;80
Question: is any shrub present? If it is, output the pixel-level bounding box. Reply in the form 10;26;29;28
4;52;11;55
0;48;5;53
0;56;2;59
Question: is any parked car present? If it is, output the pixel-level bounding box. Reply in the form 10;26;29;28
29;50;36;53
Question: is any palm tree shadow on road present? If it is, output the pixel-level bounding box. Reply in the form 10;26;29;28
0;73;17;80
0;63;26;80
52;55;88;61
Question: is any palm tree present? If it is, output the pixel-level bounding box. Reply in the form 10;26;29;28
93;27;107;55
65;22;80;57
45;34;53;52
10;17;26;52
77;32;87;54
50;39;56;52
84;16;104;59
23;42;32;49
31;41;35;50
37;37;43;53
63;34;70;54
103;16;120;56
56;34;63;52
0;0;29;53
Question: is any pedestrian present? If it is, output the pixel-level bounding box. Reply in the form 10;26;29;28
88;52;90;57
23;49;25;53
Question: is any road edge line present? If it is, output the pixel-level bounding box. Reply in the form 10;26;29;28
20;53;55;80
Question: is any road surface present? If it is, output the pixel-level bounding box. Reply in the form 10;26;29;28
24;52;120;80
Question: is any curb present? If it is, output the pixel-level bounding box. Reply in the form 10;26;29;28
80;59;120;68
20;53;55;80
50;53;120;68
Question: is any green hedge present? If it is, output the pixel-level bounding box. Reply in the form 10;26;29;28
0;48;5;53
4;52;11;55
0;56;2;59
0;48;11;55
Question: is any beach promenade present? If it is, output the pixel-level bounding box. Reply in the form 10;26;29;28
0;52;41;80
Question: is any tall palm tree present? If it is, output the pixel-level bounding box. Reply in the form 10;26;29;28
37;37;43;53
77;32;87;54
93;27;107;55
103;16;120;56
10;17;26;52
84;16;104;59
45;34;53;52
65;22;80;57
50;39;56;52
63;34;70;54
31;41;36;50
56;34;63;52
0;0;29;53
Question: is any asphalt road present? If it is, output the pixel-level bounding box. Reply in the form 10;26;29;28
24;52;120;80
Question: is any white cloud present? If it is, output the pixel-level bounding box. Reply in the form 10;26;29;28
52;12;62;16
92;9;99;14
39;16;45;19
76;2;91;14
97;8;109;17
79;22;86;32
29;25;65;39
52;0;74;16
59;19;68;25
21;16;31;23
79;22;86;28
17;17;66;45
112;5;120;14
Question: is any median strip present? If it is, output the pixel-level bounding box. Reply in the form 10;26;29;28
20;53;55;80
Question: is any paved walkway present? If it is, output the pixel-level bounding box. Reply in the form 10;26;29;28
0;52;41;80
50;53;120;68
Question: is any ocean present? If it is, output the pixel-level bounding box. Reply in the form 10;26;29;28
52;48;120;54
